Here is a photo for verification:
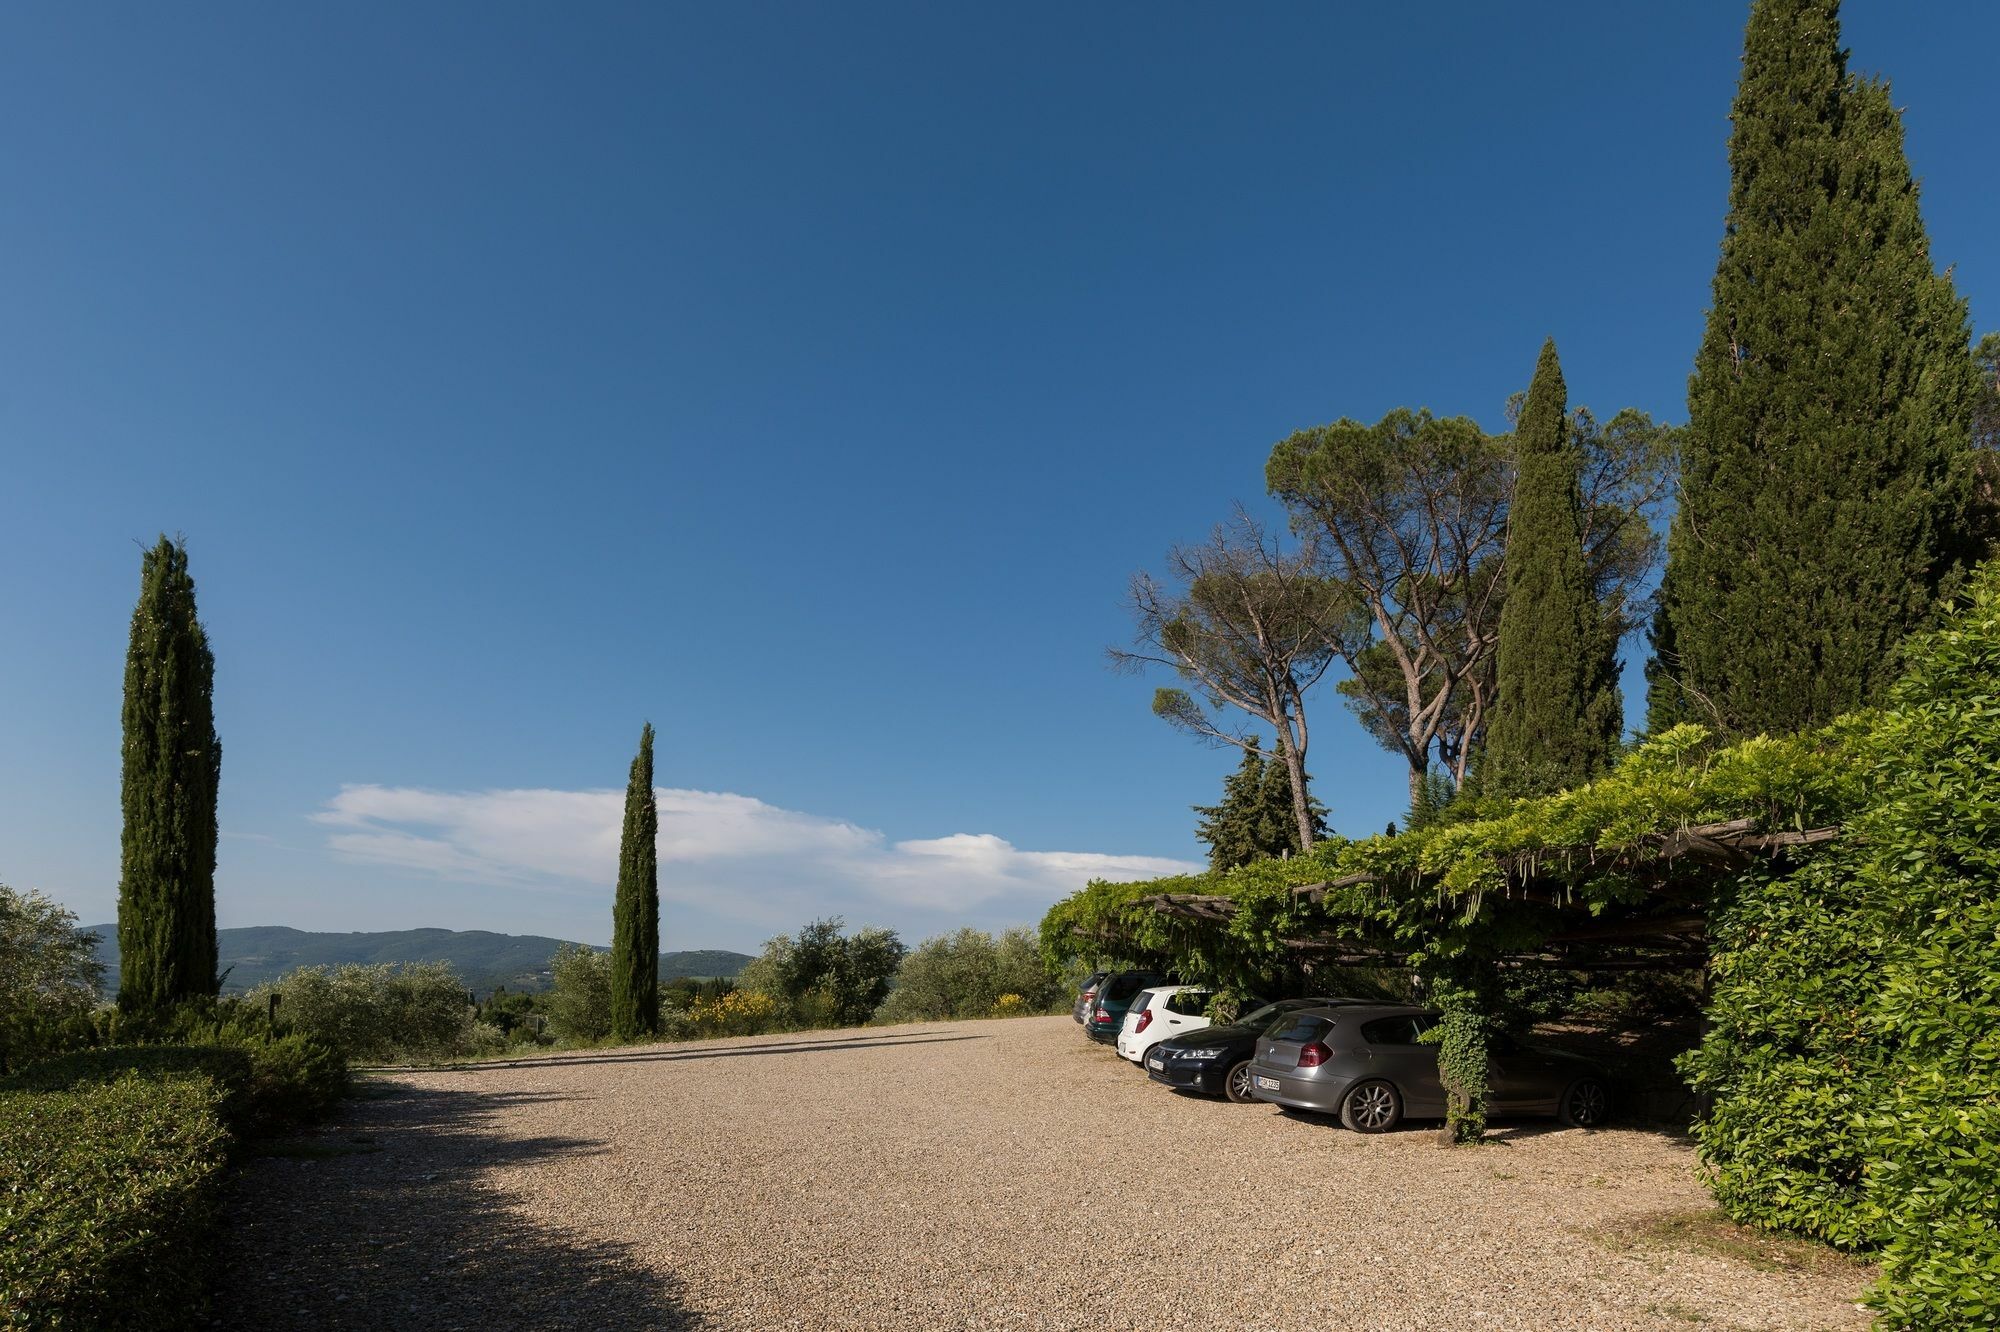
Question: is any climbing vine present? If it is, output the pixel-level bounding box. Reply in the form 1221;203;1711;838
1422;969;1497;1145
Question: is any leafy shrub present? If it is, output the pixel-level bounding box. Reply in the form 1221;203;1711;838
991;993;1027;1017
0;1069;232;1330
738;917;906;1028
248;961;482;1062
1568;968;1704;1027
679;989;778;1038
546;942;613;1043
5;1045;254;1121
9;1036;346;1139
1682;565;2000;1325
0;883;103;1071
240;1032;349;1130
873;927;1060;1023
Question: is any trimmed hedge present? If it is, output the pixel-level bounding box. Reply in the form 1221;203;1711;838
0;1039;349;1329
0;1070;232;1331
8;1037;346;1136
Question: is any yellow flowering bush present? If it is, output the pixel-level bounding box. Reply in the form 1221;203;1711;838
991;993;1028;1017
685;989;778;1038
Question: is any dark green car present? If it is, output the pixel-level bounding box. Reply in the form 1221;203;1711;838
1082;970;1167;1044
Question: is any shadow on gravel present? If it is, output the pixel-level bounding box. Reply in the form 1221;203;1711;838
436;1029;991;1073
208;1084;703;1331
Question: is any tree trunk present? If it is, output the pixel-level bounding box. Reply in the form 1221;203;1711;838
1406;757;1426;814
1282;731;1316;850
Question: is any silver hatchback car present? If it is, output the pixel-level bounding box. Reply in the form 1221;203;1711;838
1245;1003;1610;1132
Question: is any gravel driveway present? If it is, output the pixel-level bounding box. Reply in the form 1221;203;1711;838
212;1016;1871;1331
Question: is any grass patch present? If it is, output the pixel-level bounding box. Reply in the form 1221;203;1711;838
1619;1207;1875;1278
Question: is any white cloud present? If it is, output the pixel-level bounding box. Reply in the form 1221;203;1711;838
311;783;1200;945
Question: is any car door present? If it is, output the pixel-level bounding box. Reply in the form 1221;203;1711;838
1152;988;1212;1046
1360;1014;1446;1116
1486;1033;1563;1114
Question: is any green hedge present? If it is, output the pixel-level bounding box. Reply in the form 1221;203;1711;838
0;1070;232;1331
0;1038;349;1329
1684;565;2000;1328
9;1037;346;1137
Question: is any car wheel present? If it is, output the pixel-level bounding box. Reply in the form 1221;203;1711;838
1558;1077;1610;1128
1224;1059;1258;1103
1339;1080;1403;1133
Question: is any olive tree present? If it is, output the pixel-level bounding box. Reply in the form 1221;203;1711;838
0;884;104;1070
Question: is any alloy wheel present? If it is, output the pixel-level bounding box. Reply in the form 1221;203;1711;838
1227;1063;1254;1101
1350;1083;1396;1130
1566;1080;1608;1127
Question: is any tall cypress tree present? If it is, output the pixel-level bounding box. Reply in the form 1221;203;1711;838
1648;0;1978;737
608;722;660;1041
117;536;221;1012
1482;340;1622;797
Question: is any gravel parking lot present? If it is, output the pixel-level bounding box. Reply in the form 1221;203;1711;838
213;1016;1872;1331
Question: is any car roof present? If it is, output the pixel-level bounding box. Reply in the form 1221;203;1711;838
1283;1002;1435;1021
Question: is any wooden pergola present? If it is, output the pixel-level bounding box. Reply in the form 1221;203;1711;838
1129;818;1840;974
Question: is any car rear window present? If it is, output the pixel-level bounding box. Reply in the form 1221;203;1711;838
1103;974;1147;1001
1360;1015;1427;1046
1164;990;1211;1017
1266;1014;1333;1044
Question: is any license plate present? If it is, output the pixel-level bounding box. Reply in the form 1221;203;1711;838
1254;1075;1280;1091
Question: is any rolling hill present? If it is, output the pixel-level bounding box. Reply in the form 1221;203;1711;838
81;925;752;996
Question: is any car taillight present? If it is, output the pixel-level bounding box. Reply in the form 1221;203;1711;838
1134;1009;1153;1033
1297;1041;1331;1068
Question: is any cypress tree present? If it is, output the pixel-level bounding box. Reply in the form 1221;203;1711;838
1648;0;1978;737
117;536;221;1012
608;722;659;1041
1192;743;1266;873
1482;340;1622;797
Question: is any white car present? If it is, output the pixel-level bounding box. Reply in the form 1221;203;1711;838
1115;985;1216;1063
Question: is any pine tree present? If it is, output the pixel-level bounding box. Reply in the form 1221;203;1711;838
1482;341;1622;796
1404;767;1458;833
1254;735;1326;855
117;537;221;1013
1192;738;1327;871
1192;743;1266;873
1648;0;1978;737
608;722;659;1041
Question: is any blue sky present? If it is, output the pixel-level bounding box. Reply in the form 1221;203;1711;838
3;3;1993;953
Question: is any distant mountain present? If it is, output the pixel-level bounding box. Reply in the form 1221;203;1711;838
81;925;752;996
